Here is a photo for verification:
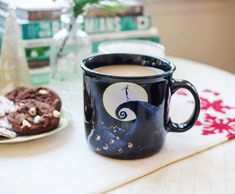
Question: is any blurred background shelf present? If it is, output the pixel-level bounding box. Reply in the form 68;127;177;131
0;0;234;87
145;0;235;73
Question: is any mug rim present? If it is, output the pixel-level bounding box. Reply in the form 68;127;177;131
81;53;176;80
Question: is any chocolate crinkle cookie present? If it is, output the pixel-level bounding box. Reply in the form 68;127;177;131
7;99;61;135
8;87;62;111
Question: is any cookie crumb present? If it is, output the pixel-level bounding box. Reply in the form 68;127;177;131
15;105;20;111
38;89;48;95
34;115;41;124
21;120;31;128
10;105;19;113
53;110;61;118
0;127;17;139
19;103;25;107
28;107;37;116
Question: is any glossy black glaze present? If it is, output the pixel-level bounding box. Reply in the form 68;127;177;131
81;54;200;159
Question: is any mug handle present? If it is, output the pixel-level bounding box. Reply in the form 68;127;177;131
167;79;200;132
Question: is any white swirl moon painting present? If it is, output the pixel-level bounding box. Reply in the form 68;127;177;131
103;82;148;121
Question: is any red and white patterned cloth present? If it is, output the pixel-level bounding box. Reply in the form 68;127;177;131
176;88;235;140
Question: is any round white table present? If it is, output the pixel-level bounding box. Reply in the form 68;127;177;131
0;57;235;194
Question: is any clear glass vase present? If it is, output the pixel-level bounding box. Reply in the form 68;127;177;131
50;14;91;100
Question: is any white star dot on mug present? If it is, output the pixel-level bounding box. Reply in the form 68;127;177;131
128;142;133;148
108;139;115;145
102;144;109;150
95;135;100;141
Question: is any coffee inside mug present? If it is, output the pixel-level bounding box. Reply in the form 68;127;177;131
95;64;166;77
81;53;175;79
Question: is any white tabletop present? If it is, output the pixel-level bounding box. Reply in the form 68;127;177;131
108;138;235;194
109;57;235;194
0;57;235;194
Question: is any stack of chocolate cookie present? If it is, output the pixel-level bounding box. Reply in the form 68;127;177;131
0;87;62;138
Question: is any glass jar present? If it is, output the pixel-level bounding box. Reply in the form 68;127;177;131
50;14;92;100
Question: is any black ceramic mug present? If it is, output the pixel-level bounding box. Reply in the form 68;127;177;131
81;54;200;159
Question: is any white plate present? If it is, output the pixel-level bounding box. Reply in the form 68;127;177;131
0;108;71;144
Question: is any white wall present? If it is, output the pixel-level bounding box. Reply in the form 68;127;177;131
146;0;235;73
